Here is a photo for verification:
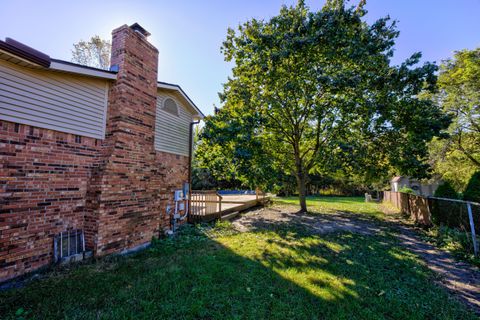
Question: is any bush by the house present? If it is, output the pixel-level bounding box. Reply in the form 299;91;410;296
434;181;459;199
463;171;480;203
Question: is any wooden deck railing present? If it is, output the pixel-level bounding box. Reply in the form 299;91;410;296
189;190;223;222
189;189;270;223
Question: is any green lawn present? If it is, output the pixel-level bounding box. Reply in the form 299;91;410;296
0;198;476;319
274;195;384;217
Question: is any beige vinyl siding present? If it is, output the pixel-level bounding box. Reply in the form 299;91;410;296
0;59;109;139
155;94;193;156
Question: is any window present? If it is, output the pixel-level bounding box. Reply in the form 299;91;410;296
163;98;179;116
54;229;85;262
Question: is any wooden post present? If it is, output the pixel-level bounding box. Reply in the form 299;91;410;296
467;202;478;257
425;197;432;225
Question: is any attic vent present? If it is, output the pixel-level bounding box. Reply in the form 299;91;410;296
163;98;179;116
54;229;85;262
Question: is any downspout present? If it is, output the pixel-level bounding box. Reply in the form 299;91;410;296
188;120;200;220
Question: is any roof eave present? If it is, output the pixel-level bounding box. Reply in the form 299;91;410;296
0;38;51;68
157;81;204;119
50;59;117;80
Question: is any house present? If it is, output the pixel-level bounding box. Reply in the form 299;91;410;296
0;23;204;282
390;176;441;196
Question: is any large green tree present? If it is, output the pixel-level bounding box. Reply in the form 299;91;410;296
429;48;480;190
204;0;449;212
197;106;278;190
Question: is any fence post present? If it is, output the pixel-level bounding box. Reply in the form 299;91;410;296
466;202;478;257
406;194;411;218
425;197;432;226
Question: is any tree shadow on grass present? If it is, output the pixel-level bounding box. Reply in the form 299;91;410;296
235;206;388;236
0;222;476;319
236;218;478;318
277;196;367;205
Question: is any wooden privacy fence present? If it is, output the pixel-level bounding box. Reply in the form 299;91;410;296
383;191;479;256
383;191;431;225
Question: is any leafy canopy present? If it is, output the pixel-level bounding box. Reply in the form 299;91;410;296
429;48;480;190
201;0;449;210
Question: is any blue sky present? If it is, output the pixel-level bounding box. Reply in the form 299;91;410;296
1;0;479;116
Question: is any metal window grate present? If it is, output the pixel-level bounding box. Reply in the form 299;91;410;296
54;229;85;262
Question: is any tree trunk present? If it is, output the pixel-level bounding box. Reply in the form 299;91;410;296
294;153;308;213
296;173;308;213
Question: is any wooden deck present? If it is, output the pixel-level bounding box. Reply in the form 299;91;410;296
189;191;269;223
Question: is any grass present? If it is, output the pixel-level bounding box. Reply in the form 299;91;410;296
420;225;480;268
274;195;384;217
0;199;477;319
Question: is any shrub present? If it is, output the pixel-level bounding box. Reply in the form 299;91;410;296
463;171;480;203
399;186;415;194
434;181;459;199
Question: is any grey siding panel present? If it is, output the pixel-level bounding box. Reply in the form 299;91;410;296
155;94;193;156
0;64;105;105
0;59;108;139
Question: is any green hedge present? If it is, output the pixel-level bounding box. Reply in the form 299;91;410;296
430;198;480;233
434;181;459;199
463;171;480;203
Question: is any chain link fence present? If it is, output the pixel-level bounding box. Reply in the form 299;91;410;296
383;191;479;256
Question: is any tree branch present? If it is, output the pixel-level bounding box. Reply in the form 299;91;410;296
457;132;480;168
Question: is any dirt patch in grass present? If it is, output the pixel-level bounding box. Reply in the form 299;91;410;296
232;205;388;236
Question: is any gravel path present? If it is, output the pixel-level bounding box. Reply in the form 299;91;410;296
232;206;480;315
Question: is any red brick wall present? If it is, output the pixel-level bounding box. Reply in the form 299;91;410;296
86;25;190;255
0;122;102;282
0;24;192;283
155;151;189;229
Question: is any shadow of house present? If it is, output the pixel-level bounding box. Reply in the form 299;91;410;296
0;221;475;319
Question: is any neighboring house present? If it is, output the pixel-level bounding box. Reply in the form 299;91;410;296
0;23;204;282
390;176;441;196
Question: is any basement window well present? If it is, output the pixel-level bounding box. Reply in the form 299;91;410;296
54;229;91;263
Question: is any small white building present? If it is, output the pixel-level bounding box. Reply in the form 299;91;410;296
390;176;442;196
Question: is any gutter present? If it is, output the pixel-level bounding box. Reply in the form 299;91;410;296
187;120;200;220
50;59;117;80
0;38;51;68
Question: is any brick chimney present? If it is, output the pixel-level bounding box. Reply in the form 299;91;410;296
85;24;165;255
